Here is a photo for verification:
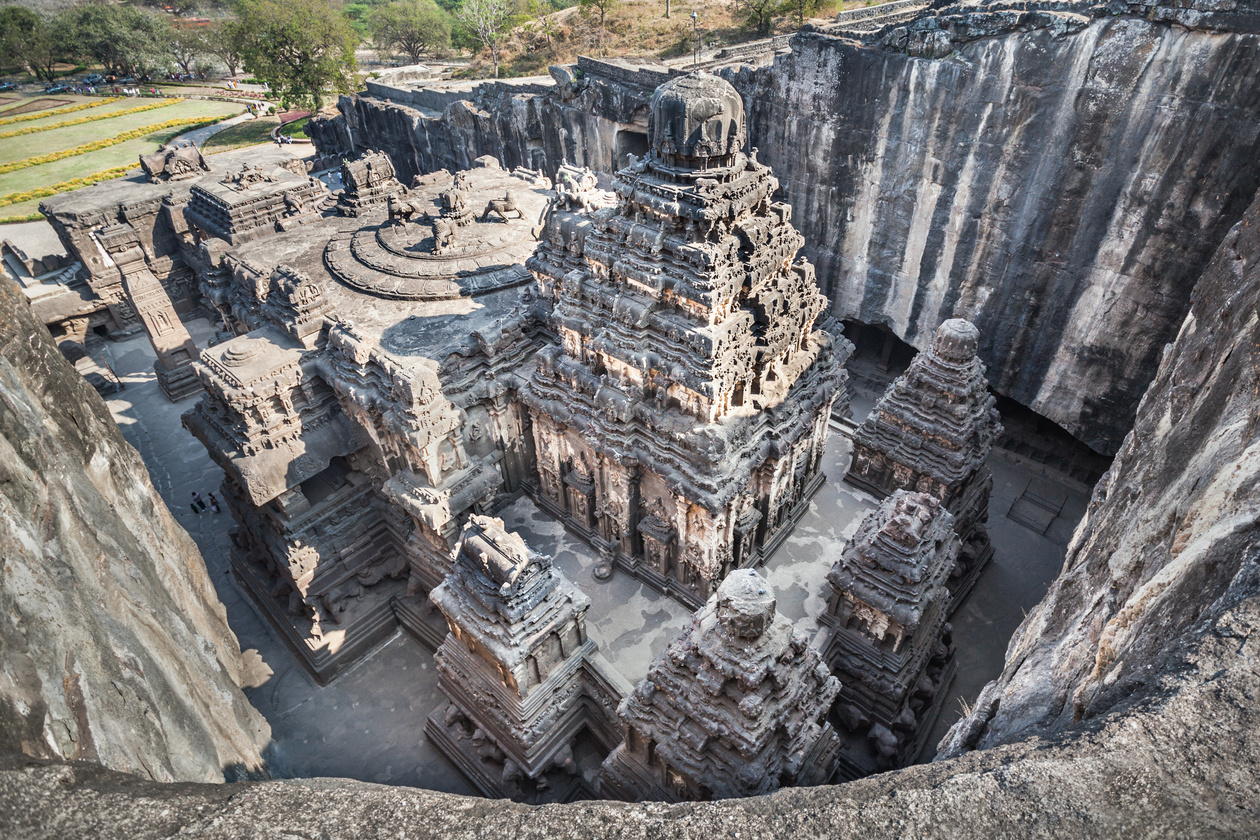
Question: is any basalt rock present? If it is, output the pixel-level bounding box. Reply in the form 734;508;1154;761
0;275;270;783
938;190;1260;760
599;570;842;801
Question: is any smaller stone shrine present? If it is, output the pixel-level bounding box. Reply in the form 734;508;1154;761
427;515;599;800
184;163;328;245
599;569;842;802
821;490;958;779
845;318;1002;606
95;222;201;399
139;139;210;183
335;151;402;216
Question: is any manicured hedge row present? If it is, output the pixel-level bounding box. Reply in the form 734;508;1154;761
0;98;184;140
0;212;46;224
0;115;224;176
0;97;124;128
0;164;136;209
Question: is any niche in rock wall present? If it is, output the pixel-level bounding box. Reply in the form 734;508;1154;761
615;128;648;171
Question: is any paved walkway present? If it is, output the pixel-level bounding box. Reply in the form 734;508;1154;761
98;321;1088;787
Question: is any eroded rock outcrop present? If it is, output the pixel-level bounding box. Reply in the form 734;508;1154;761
939;191;1260;756
0;276;269;783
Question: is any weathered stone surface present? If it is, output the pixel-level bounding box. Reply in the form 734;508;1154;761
522;73;850;606
823;490;958;775
737;17;1260;453
428;515;598;796
0;276;269;783
939;191;1260;758
847;317;1001;601
3;164;1260;838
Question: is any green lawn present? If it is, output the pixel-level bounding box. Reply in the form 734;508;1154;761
0;96;147;131
0;99;239;165
202;117;279;154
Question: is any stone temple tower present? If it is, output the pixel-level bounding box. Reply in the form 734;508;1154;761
522;71;852;607
844;318;1001;604
427;515;596;798
822;490;958;778
599;569;842;801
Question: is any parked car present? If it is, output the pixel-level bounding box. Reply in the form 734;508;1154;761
118;76;136;85
85;73;105;84
44;83;68;94
0;81;16;92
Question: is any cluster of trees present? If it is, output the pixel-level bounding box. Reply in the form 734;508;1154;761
0;0;359;108
734;0;821;35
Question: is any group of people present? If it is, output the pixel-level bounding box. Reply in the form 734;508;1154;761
190;491;220;514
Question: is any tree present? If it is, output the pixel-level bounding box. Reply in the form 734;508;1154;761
579;0;616;56
734;0;780;35
170;31;206;76
0;7;70;84
203;19;247;77
68;6;176;78
370;0;451;64
232;0;358;110
783;0;818;27
456;0;513;78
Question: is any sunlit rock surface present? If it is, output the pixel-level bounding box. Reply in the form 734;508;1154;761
0;278;269;783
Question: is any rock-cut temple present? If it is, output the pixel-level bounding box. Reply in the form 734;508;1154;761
35;69;1000;802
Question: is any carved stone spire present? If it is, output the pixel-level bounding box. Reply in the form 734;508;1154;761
845;318;1002;603
599;569;842;801
822;490;958;778
522;71;852;606
426;515;595;798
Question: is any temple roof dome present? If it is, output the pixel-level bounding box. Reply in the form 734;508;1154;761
648;71;746;163
932;318;980;363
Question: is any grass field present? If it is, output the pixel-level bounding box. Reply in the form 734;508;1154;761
0;100;238;165
0;95;243;221
202;117;279;154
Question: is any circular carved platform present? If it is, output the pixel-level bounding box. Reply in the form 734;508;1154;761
323;171;550;301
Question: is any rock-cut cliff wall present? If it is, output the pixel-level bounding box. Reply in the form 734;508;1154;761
0;277;270;783
5;99;1258;840
316;9;1260;454
939;188;1260;758
735;17;1260;454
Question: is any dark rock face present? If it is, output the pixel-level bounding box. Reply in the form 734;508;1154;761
319;14;1260;453
736;19;1260;454
0;277;269;783
939;191;1260;758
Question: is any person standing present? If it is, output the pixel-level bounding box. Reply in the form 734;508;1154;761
191;491;205;512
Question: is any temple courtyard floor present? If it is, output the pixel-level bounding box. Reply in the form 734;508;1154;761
102;318;1089;794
